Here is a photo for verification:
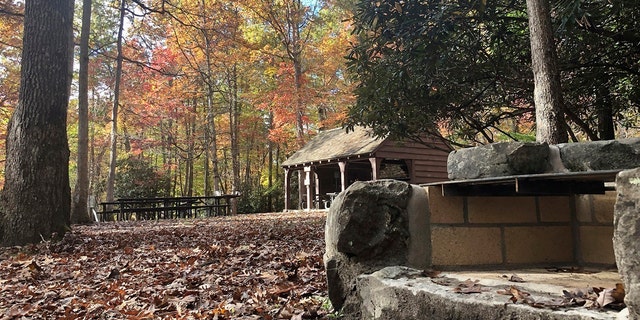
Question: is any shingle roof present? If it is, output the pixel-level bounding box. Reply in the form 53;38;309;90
281;126;384;168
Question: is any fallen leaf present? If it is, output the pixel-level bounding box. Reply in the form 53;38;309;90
612;283;625;303
28;260;43;272
453;279;486;294
596;284;627;310
107;268;120;280
421;269;441;278
597;288;616;308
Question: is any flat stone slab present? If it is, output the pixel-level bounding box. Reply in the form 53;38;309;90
447;139;640;180
354;266;625;320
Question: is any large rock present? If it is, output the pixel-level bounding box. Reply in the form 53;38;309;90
447;142;550;180
559;138;640;171
355;266;620;320
614;168;640;319
447;139;640;180
324;180;430;316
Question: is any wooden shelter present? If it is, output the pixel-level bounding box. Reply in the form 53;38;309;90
281;126;452;211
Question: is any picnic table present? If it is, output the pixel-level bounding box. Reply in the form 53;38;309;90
97;194;240;221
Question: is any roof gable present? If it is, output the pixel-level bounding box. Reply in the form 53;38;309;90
282;126;384;168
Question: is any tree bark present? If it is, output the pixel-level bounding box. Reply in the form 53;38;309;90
185;99;196;197
526;0;568;144
596;86;615;140
1;0;74;246
230;64;241;194
105;0;126;204
267;112;274;212
199;0;221;194
71;0;94;224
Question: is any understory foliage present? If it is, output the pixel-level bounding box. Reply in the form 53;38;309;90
0;211;329;319
114;156;170;199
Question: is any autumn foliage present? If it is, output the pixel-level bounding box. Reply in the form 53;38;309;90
0;0;355;209
0;211;330;319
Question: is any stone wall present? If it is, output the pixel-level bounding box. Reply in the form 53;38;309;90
447;139;640;180
575;191;617;265
324;139;636;317
324;180;620;318
426;186;616;269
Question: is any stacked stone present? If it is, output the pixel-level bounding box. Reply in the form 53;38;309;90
447;139;640;180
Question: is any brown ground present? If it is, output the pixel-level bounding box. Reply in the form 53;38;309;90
0;211;330;319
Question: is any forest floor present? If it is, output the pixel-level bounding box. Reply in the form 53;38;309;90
0;211;331;319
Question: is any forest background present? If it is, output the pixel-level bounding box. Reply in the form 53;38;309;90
0;0;639;215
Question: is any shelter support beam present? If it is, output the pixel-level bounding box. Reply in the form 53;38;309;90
298;171;304;210
369;157;382;181
314;172;320;208
339;162;347;191
283;168;291;211
304;166;313;211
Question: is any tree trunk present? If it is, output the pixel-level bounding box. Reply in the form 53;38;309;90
267;112;274;212
526;0;568;144
71;0;94;224
185;99;196;197
202;4;221;193
293;53;305;148
208;88;221;193
596;86;615;140
105;0;126;204
204;97;211;196
1;0;74;246
230;64;241;193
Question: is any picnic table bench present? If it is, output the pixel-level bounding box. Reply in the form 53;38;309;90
97;194;240;221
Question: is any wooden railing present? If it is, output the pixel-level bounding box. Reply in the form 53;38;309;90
97;194;240;221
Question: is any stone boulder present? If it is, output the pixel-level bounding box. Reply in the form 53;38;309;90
559;138;640;172
447;139;640;180
324;180;430;316
614;168;640;319
447;142;550;180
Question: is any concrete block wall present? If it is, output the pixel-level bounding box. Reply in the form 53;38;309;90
575;191;616;266
425;186;616;269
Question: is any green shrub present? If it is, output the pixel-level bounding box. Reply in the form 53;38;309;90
115;156;170;199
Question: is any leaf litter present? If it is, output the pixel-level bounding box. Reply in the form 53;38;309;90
445;272;626;311
0;211;330;319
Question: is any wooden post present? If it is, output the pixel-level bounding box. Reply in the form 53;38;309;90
369;157;382;181
298;170;304;210
339;161;347;191
304;166;312;211
284;168;291;212
314;171;320;209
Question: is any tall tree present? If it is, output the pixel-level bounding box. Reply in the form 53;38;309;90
71;0;94;224
525;0;568;143
1;0;74;245
245;0;319;147
105;0;126;203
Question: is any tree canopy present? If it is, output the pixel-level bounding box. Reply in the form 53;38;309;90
0;0;355;219
345;0;640;145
